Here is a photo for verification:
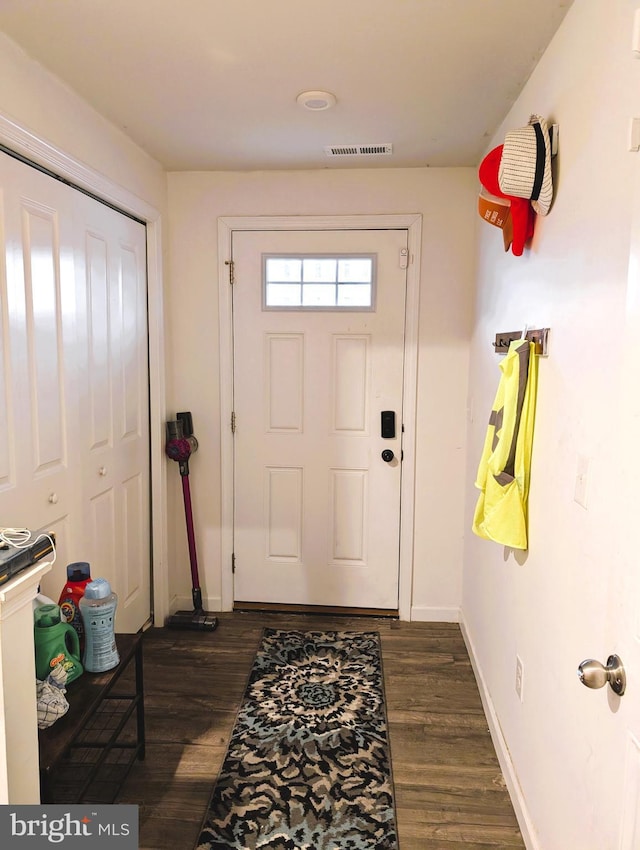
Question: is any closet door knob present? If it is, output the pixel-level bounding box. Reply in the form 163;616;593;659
48;492;58;504
99;466;107;476
577;654;626;696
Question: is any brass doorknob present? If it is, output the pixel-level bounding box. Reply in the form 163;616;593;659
577;654;626;696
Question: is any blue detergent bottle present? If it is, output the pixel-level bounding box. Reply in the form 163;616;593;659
79;578;119;673
34;603;83;683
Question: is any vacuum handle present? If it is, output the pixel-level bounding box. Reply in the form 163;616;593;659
166;412;198;475
166;419;184;441
177;411;194;437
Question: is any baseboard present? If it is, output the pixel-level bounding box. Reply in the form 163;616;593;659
459;612;539;850
234;601;398;618
165;593;222;620
410;605;460;622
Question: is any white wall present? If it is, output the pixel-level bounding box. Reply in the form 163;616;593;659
166;168;477;617
462;3;640;848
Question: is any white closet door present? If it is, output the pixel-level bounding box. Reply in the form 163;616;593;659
74;193;150;633
0;153;150;632
0;154;83;566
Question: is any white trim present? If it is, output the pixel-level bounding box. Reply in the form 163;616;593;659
0;113;158;221
398;217;421;621
459;611;538;850
0;112;169;627
411;605;460;623
218;220;235;612
217;214;422;618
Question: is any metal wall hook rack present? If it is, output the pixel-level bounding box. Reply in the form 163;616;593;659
493;328;550;356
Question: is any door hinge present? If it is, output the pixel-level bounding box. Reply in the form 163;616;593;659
226;259;235;285
399;247;409;269
231;552;236;573
231;411;236;433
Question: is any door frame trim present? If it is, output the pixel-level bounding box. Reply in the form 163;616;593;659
0;111;169;626
217;214;422;620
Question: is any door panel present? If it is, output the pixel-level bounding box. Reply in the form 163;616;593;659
1;160;80;557
232;229;407;609
75;192;150;632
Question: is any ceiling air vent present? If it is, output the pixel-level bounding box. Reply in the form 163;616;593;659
324;143;393;157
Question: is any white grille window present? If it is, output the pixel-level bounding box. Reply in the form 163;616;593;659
263;254;375;310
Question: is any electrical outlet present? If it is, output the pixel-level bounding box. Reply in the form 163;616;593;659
515;656;524;702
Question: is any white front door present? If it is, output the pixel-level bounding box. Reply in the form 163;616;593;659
232;229;407;610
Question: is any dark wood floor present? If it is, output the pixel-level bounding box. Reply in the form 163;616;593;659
117;612;525;850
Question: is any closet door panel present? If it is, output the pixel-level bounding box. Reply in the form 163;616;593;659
119;242;144;439
22;201;66;474
87;488;116;575
77;195;150;632
113;230;150;629
85;231;111;451
21;199;75;544
122;470;145;606
0;161;81;580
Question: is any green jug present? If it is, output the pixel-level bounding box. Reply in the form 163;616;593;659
34;603;83;683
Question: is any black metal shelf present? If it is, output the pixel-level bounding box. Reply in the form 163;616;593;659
38;633;145;804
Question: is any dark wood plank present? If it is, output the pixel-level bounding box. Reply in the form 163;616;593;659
116;612;524;850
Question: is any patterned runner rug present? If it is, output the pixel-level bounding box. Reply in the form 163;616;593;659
195;628;398;850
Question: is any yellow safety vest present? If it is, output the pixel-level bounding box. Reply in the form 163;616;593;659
472;339;538;550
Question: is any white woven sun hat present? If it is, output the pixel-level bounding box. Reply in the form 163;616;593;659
498;114;553;216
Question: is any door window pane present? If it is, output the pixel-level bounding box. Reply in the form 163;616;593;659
302;282;337;306
302;258;337;283
338;258;372;283
265;257;302;282
263;254;375;310
337;284;372;307
265;283;301;306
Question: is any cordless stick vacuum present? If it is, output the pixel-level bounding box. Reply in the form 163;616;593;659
165;412;218;631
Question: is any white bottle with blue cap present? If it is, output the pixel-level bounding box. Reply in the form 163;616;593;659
79;578;119;672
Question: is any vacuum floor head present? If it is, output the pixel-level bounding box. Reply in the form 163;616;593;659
166;609;218;631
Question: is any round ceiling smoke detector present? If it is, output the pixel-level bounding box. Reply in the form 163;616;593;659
297;90;336;111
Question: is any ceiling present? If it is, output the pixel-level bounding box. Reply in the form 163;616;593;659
0;0;573;172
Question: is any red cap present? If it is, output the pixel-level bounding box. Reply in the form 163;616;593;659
479;145;535;256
